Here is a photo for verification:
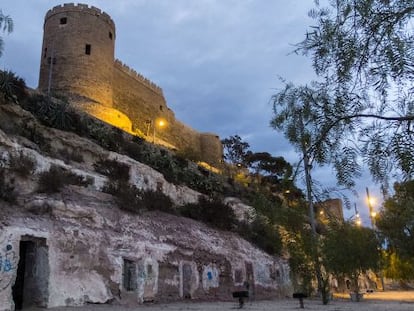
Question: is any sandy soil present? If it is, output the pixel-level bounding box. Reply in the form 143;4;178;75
25;291;414;311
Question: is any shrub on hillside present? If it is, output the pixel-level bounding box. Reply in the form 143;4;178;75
141;189;175;213
94;158;130;182
103;180;144;213
37;165;91;193
238;216;282;256
56;148;84;164
103;179;175;214
0;169;17;203
180;196;238;231
8;151;36;177
0;70;28;103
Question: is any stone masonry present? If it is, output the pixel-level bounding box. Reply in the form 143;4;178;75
38;3;223;166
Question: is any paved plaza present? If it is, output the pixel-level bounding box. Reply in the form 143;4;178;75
24;291;414;311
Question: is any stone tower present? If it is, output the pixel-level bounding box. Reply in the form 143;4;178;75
38;4;115;107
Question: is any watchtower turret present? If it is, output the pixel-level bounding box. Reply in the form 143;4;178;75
38;3;115;107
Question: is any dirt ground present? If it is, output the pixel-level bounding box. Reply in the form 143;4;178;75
25;291;414;311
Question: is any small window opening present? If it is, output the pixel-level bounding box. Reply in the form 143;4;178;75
60;17;67;25
123;259;137;291
147;264;153;277
85;44;91;55
47;57;56;65
234;269;243;283
43;48;47;58
109;32;113;40
159;105;163;111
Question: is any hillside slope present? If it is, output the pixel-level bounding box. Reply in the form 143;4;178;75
0;103;291;310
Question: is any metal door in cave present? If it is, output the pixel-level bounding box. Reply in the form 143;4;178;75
182;263;192;299
140;263;156;302
12;237;49;310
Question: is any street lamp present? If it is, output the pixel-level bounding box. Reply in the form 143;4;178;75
366;187;377;228
152;118;166;143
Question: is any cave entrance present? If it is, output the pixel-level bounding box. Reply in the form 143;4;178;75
12;236;49;310
182;263;192;299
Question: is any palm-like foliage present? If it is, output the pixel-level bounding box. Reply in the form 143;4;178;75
0;70;27;103
0;10;13;57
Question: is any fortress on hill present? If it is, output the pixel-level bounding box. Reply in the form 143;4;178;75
38;3;222;166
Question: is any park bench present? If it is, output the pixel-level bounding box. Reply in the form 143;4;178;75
293;292;307;308
232;290;249;308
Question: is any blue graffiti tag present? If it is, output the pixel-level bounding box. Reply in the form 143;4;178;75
3;259;12;272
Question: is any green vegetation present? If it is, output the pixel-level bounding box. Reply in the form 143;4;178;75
322;222;380;296
0;9;13;58
0;70;27;103
37;165;92;193
273;0;414;189
377;180;414;283
180;196;238;231
0;168;17;204
8;150;36;177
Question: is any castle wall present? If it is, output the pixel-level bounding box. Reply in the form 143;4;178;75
39;4;115;107
112;61;203;156
38;3;223;166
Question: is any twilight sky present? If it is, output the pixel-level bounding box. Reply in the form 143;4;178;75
0;1;381;223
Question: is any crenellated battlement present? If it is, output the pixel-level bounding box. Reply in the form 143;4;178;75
45;3;115;30
114;59;164;96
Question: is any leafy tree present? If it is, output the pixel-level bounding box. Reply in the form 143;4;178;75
274;0;414;190
382;252;414;284
271;85;330;303
221;135;250;167
0;9;13;57
245;151;292;180
376;180;414;274
322;222;381;297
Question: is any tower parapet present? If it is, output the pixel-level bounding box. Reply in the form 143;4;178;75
114;60;164;96
45;3;115;30
39;3;116;107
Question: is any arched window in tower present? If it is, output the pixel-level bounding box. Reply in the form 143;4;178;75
109;31;113;40
85;44;91;55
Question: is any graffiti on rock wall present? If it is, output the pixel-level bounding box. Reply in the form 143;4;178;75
137;258;159;302
0;235;17;291
202;264;219;290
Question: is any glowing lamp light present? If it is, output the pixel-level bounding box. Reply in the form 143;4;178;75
157;119;166;127
367;197;376;206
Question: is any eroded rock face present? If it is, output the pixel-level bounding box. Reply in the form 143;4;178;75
0;199;291;310
0;104;292;310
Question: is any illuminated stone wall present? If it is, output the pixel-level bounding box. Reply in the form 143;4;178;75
38;3;223;166
39;4;115;107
